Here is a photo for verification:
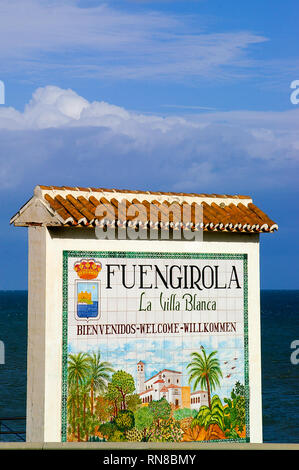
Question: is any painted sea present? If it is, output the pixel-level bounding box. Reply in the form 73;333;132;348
0;290;298;443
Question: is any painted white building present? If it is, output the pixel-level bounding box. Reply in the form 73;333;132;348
10;184;278;443
190;390;209;411
137;362;182;407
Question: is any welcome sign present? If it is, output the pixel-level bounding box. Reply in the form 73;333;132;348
62;251;249;443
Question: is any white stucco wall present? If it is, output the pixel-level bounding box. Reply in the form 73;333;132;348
27;227;262;443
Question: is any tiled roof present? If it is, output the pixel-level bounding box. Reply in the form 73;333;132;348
144;368;182;384
138;388;153;396
10;185;278;233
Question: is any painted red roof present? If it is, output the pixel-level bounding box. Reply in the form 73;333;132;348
144;369;182;384
139;388;153;395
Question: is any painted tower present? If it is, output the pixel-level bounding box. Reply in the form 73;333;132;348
137;361;145;394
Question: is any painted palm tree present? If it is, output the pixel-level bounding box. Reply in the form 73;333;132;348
67;383;77;439
87;351;114;416
79;381;91;441
187;348;223;408
68;352;90;441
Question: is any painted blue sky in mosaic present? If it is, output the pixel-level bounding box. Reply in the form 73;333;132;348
68;336;244;402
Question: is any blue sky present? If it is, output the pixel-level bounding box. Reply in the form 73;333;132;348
77;282;98;301
69;336;244;402
0;0;298;289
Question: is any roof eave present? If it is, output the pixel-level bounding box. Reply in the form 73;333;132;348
10;195;65;227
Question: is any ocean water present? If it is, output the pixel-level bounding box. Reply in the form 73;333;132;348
261;290;299;443
0;290;298;443
0;291;27;441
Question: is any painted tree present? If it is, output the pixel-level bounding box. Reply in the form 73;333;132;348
105;382;122;417
134;406;154;439
148;397;171;425
187;348;223;408
95;396;114;423
126;393;142;413
87;351;114;415
68;352;90;441
223;381;246;437
67;383;77;439
79;381;91;440
109;370;135;411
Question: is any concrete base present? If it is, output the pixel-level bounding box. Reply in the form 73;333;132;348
0;442;298;450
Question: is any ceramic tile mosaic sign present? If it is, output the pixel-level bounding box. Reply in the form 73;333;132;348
62;251;249;443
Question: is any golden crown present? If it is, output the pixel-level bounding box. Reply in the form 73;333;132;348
74;259;102;280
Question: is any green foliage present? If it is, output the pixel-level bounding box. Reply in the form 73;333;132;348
105;382;122;409
148;397;171;421
95;396;114;422
68;352;90;387
172;408;197;420
235;396;245;426
110;430;127;442
134;406;154;431
115;410;135;432
223;382;246;437
187;349;223;407
232;381;245;398
112;370;135;396
99;421;117;439
125;428;143;442
126;393;142;412
106;370;136;411
87;351;114;408
192;395;225;431
190;383;246;440
148;419;183;442
67;351;114;441
88;435;106;442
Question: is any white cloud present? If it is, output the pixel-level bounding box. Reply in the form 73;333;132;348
0;0;267;81
0;85;298;194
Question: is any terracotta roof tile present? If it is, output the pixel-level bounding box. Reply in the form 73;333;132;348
247;203;277;230
66;194;95;223
36;185;251;199
10;185;278;233
44;194;74;224
55;195;87;225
